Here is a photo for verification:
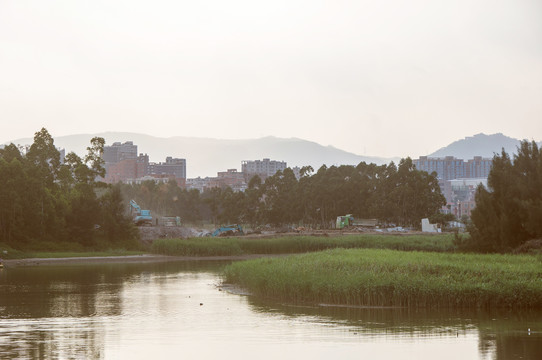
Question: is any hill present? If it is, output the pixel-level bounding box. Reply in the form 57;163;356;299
428;133;540;159
6;133;394;178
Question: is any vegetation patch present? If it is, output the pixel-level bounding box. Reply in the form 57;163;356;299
151;237;244;256
223;248;542;309
150;234;455;257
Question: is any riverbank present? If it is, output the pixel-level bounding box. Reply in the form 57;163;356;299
1;253;279;268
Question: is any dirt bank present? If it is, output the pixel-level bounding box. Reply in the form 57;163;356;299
2;254;281;268
138;226;199;244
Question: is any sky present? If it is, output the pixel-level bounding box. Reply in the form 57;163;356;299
1;0;541;158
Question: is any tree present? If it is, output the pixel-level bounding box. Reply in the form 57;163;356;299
85;137;106;179
468;141;542;252
261;168;300;226
26;128;61;187
0;158;26;244
99;184;138;243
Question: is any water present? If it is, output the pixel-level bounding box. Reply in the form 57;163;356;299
1;261;541;360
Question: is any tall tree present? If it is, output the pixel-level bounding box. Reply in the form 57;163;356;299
469;141;542;252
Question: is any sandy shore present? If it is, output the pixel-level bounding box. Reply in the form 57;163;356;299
2;254;275;268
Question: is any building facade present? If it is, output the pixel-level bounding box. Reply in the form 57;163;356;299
413;156;492;218
217;169;247;192
440;178;488;218
465;156;492;178
413;156;492;181
103;141;138;163
148;157;186;179
102;141;186;186
241;158;287;181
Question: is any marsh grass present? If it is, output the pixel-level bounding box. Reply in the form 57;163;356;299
151;234;454;256
151;237;244;256
223;248;542;309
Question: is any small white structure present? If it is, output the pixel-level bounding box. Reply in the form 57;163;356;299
421;218;439;233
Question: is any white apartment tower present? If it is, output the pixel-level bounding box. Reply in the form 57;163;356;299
241;158;287;180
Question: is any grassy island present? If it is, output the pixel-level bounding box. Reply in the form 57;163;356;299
223;248;542;309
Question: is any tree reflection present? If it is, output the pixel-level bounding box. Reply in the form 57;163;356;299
0;261;226;359
246;296;542;360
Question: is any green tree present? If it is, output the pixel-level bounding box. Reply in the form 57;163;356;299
0;158;26;244
99;184;138;243
384;158;445;227
261;168;300;226
469;141;542;252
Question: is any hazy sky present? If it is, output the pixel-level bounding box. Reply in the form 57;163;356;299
1;0;541;157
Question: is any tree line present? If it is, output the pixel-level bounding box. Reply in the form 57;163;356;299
2;128;538;254
122;157;446;230
0;128;137;250
466;140;542;252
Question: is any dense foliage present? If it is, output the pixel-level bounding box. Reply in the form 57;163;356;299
466;141;542;252
0;128;138;250
123;158;445;229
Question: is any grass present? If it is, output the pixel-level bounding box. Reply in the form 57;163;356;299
150;233;455;256
223;248;542;309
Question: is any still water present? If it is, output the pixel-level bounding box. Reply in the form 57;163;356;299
1;261;541;360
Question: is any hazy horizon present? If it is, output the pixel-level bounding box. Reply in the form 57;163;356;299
1;1;541;158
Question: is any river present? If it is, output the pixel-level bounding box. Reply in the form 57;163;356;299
1;260;540;359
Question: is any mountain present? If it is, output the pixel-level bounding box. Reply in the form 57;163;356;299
428;133;540;160
6;132;395;178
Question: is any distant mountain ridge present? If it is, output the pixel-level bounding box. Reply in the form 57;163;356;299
6;132;394;178
429;133;541;160
5;132;540;177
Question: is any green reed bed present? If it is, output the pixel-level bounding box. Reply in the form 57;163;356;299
151;237;244;256
151;234;454;256
223;248;542;309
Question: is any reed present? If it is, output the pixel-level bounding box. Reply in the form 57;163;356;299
150;233;454;256
151;237;244;256
222;248;542;309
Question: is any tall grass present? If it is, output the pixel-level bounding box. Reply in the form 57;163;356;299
151;234;454;256
151;237;244;256
223;248;542;309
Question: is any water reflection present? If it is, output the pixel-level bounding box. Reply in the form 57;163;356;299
245;289;542;359
1;261;541;360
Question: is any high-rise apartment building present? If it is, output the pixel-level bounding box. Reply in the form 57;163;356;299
465;156;492;178
413;156;491;181
102;141;186;185
241;158;287;181
103;141;138;163
414;156;492;218
148;157;186;179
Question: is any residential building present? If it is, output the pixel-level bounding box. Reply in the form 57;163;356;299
103;141;137;163
217;169;247;191
241;158;287;181
413;156;465;181
148;157;186;180
441;178;488;218
413;156;492;218
104;153;149;184
186;177;220;192
413;156;492;181
102;140;186;186
125;175;171;185
466;156;492;178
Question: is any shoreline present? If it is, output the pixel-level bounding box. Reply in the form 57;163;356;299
2;253;278;268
